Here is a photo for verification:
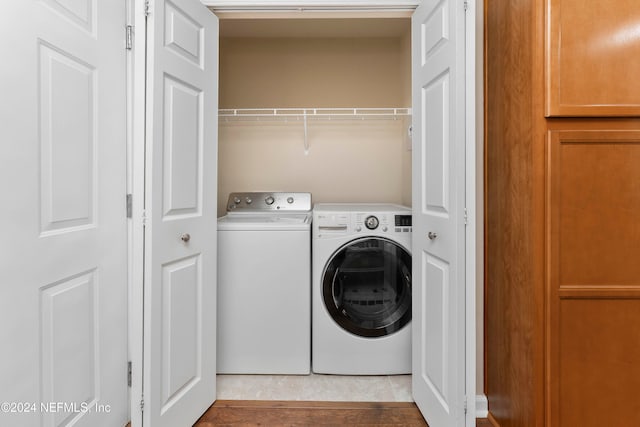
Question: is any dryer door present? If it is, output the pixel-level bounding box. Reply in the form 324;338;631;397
322;237;412;338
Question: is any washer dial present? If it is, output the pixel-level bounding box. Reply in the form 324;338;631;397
364;215;379;230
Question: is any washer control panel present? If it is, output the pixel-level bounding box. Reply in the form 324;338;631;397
226;192;312;212
354;212;392;233
354;213;412;234
316;209;412;237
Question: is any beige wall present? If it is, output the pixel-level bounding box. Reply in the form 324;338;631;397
220;37;408;108
399;28;412;207
218;35;412;215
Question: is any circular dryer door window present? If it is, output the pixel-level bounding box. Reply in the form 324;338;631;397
322;237;412;338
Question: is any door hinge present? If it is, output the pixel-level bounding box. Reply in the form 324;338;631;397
127;361;132;387
464;397;468;414
126;194;132;218
141;209;147;225
464;208;468;225
144;0;150;17
140;398;144;411
464;0;469;11
126;25;133;50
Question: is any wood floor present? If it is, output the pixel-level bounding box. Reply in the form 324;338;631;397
194;400;494;426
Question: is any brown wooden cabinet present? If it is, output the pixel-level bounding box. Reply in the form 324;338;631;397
547;128;640;427
486;0;640;426
545;0;640;116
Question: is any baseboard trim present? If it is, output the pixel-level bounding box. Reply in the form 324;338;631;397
475;394;488;418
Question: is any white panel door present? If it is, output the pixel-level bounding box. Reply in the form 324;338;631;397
0;2;128;427
142;0;218;426
411;0;466;425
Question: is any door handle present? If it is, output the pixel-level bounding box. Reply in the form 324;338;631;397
427;232;438;240
180;233;191;243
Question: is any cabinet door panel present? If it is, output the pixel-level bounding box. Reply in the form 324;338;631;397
547;130;640;427
546;0;640;116
555;299;640;426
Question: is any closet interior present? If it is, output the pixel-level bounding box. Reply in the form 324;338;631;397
217;17;413;216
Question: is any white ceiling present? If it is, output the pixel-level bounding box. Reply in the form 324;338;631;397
219;18;410;38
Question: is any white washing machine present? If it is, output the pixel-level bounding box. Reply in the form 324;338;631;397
312;203;412;375
217;192;311;374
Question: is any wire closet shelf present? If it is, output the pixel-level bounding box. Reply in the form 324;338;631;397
218;107;412;155
218;107;412;122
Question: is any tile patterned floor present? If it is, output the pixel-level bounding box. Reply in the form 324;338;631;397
217;374;413;402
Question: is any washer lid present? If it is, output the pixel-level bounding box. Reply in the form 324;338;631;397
217;213;311;231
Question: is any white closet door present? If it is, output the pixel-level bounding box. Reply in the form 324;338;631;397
411;0;467;425
142;0;219;426
0;1;128;426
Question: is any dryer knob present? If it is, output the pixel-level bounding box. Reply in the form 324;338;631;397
245;197;252;204
287;197;294;204
265;196;275;205
355;226;362;232
233;197;241;204
382;226;388;232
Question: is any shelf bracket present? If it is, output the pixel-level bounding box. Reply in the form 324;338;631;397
303;111;309;155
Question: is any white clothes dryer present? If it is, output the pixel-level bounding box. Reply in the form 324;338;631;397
217;192;312;374
312;203;412;375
